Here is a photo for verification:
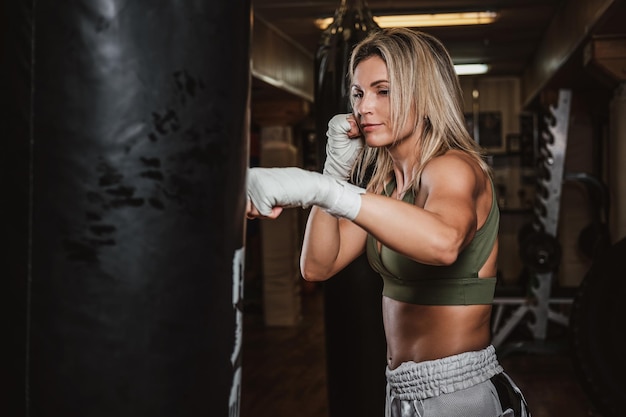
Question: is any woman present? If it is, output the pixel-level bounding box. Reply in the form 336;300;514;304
246;28;531;417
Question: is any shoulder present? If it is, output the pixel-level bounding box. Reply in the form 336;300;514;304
421;150;488;196
423;150;479;179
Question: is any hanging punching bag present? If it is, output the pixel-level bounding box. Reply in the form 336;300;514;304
4;1;251;416
314;1;386;416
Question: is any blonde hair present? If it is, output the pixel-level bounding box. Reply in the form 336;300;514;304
348;28;491;193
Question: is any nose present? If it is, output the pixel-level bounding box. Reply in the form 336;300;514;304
355;92;374;115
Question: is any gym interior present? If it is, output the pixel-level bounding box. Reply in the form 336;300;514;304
4;1;625;417
243;1;625;417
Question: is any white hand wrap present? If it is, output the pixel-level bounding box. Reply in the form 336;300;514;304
323;114;363;180
247;167;365;220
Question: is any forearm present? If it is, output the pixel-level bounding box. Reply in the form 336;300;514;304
300;207;341;281
300;206;366;281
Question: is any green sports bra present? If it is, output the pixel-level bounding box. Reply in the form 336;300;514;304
366;178;499;305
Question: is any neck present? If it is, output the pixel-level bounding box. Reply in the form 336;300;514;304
388;142;420;196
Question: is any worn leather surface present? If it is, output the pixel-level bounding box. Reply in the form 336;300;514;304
7;1;251;415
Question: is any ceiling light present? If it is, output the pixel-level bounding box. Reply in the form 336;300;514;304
375;12;497;28
454;64;489;75
315;11;497;30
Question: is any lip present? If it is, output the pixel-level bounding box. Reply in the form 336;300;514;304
360;123;380;133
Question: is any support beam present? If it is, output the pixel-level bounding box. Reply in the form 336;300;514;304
522;0;616;106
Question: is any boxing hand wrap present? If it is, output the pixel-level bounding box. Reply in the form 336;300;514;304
247;167;365;221
322;114;363;180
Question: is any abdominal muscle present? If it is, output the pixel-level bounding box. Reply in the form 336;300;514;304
383;297;492;370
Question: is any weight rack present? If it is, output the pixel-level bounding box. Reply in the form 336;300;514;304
492;89;573;349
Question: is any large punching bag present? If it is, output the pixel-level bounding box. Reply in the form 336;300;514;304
3;1;251;416
314;1;387;415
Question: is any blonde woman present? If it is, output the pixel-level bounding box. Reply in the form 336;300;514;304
247;28;531;417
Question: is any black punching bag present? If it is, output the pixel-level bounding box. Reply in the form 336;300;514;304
314;1;386;416
4;1;251;416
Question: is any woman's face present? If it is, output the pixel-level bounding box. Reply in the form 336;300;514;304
351;56;393;148
351;55;415;149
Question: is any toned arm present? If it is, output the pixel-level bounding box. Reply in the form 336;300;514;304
353;152;487;267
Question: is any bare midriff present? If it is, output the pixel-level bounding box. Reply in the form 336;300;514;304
383;296;492;370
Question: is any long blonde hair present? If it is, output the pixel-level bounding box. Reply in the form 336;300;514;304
348;28;491;193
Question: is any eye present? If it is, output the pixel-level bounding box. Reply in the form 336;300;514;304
351;90;363;99
378;88;389;96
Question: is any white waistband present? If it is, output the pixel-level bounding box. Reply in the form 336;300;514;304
385;345;503;401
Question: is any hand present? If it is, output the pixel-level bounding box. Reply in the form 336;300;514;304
246;199;283;220
247;167;365;220
323;114;363;180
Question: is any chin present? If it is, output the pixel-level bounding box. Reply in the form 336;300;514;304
362;134;381;147
366;138;392;148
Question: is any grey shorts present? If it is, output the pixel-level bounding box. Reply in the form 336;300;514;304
385;345;531;417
